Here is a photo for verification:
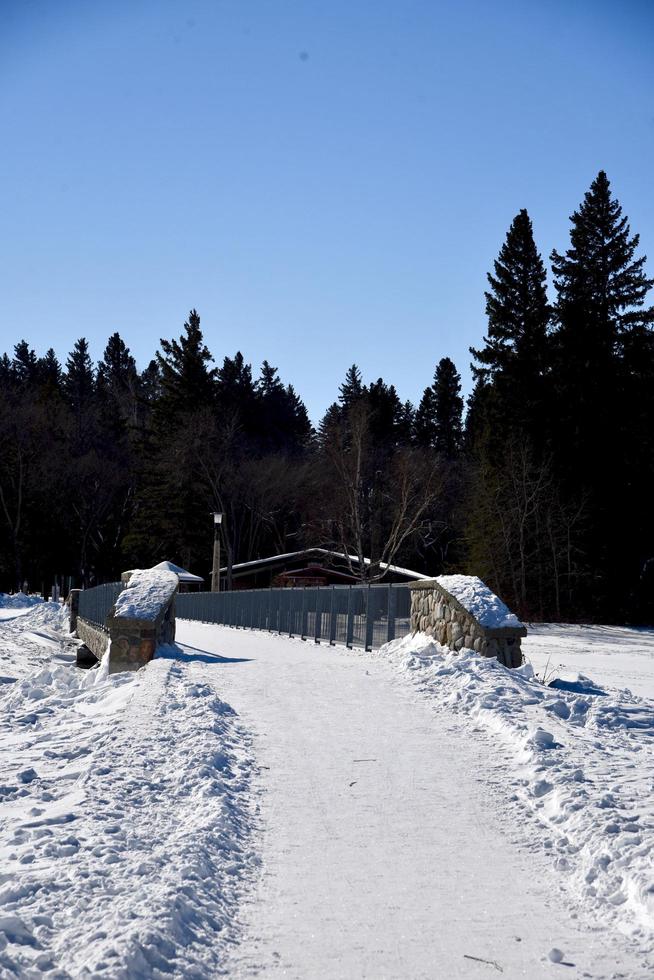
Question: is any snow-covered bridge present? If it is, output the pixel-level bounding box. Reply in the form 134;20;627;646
1;596;653;977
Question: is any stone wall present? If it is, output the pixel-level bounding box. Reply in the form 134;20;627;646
105;569;178;673
409;579;526;669
75;617;110;661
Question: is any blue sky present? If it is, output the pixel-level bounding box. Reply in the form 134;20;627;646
1;0;652;422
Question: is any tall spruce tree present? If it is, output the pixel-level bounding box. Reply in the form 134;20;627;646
338;364;364;411
550;171;654;616
37;349;63;392
470;208;550;445
413;385;437;448
128;311;217;569
155;309;216;421
433;357;463;458
97;332;139;428
13;341;38;385
64;338;96;450
465;213;555;614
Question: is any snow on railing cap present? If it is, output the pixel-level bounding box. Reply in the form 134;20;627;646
436;574;524;630
113;568;179;622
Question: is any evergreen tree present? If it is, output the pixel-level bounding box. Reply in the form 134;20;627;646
139;360;160;406
37;349;62;391
216;351;257;435
396;399;415;446
97;332;137;390
367;379;405;447
0;354;12;387
414;386;437;448
550;171;654;616
64;338;95;410
97;332;139;427
256;362;312;454
64;338;96;449
156;309;216;419
318;402;342;444
338;364;364;410
551;172;654;344
13;341;38;385
433;357;463;458
129;312;216;569
470;208;551;444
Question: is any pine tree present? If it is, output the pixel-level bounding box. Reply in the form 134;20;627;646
551;171;654;345
550;172;654;617
37;349;62;391
470;209;550;443
216;352;257;435
413;386;437;448
156;309;216;420
367;379;405;446
98;332;137;390
256;362;311;454
338;364;364;411
97;332;139;427
433;357;463;458
318;402;342;445
550;173;654;469
64;338;96;449
64;338;95;409
13;341;38;385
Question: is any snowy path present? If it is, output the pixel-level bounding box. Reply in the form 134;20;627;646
3;605;652;978
177;622;636;979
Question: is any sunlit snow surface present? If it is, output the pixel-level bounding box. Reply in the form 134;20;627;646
379;626;654;944
2;603;654;977
436;573;524;628
0;604;256;977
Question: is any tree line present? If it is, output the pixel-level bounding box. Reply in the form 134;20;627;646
0;171;652;623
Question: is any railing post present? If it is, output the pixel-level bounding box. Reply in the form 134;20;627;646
346;586;354;648
314;587;322;644
387;583;396;643
365;584;375;651
329;585;337;645
69;588;81;631
301;587;308;640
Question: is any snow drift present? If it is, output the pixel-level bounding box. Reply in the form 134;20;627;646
377;631;654;941
0;604;257;977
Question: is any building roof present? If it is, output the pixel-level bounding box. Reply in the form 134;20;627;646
220;548;429;581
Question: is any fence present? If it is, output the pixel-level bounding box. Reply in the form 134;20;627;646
176;583;412;651
78;582;124;631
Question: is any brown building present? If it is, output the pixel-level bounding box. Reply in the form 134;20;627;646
221;548;429;590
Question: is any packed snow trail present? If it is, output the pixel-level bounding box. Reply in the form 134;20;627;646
177;622;639;979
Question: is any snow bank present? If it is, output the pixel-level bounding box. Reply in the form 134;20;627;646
0;605;257;976
378;631;654;939
0;592;45;609
436;574;524;629
114;568;178;621
0;601;71;684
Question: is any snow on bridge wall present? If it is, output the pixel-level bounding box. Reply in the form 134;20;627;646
72;570;179;673
106;569;178;672
409;575;526;668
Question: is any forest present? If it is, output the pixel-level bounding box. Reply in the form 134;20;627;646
0;171;652;623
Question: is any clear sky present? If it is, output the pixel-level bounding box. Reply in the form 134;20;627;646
1;0;653;422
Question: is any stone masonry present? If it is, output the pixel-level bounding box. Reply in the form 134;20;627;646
409;578;527;669
106;569;178;673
